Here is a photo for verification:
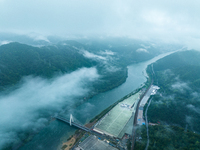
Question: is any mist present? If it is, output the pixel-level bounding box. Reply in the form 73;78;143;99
82;50;107;60
171;81;191;93
0;67;99;149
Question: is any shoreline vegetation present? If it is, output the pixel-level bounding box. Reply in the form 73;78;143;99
72;67;128;109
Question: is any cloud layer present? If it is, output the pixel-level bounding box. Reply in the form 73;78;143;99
0;67;99;149
1;0;200;48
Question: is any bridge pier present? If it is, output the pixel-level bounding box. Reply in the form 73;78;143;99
70;114;74;126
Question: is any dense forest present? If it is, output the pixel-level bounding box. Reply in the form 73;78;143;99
135;50;200;149
0;39;170;93
147;50;200;131
0;42;96;89
0;41;125;93
135;125;200;150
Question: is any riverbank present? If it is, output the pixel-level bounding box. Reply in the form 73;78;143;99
61;52;181;150
61;81;150;149
61;58;161;150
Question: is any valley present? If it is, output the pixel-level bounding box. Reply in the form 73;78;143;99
1;39;199;150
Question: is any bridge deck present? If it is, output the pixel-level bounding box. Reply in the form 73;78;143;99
55;116;89;132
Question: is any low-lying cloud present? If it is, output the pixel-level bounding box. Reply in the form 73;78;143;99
28;33;50;43
99;50;115;56
82;50;107;60
81;49;121;73
0;67;99;149
136;48;149;53
171;81;191;93
0;40;12;46
187;104;200;115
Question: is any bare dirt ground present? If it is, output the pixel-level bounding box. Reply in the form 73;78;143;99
62;136;76;150
61;121;97;150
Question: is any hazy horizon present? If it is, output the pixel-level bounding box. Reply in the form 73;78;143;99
0;0;200;49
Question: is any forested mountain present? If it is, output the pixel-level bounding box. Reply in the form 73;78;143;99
148;50;200;130
77;38;181;66
135;50;200;149
0;42;97;91
0;39;174;93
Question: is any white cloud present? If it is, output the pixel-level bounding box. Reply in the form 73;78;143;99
82;50;107;60
0;40;12;46
99;50;115;55
136;48;149;53
0;67;99;149
0;0;200;48
28;33;50;42
187;104;200;115
171;82;191;93
142;10;172;27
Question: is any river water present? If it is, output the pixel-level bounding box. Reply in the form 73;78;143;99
19;52;174;150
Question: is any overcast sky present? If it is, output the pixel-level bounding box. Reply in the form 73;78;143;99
1;0;200;47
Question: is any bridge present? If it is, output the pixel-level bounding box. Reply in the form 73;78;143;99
55;115;90;132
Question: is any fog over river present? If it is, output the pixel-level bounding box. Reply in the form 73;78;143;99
0;51;176;150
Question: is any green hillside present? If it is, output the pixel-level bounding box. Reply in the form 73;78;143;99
0;39;167;93
0;42;97;90
135;50;200;149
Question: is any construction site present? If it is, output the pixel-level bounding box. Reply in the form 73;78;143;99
93;92;141;138
137;85;160;125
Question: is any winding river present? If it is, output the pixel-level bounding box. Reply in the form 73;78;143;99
19;52;175;150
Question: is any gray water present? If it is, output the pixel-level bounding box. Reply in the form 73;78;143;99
19;52;175;150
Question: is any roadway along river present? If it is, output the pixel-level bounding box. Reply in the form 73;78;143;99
19;52;175;150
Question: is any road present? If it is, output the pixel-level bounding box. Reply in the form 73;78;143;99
131;83;153;150
144;98;152;150
131;64;155;150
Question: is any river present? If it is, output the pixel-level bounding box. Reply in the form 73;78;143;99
19;52;175;150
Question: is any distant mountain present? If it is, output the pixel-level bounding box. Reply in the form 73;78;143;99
0;38;181;93
76;37;182;66
0;33;53;46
